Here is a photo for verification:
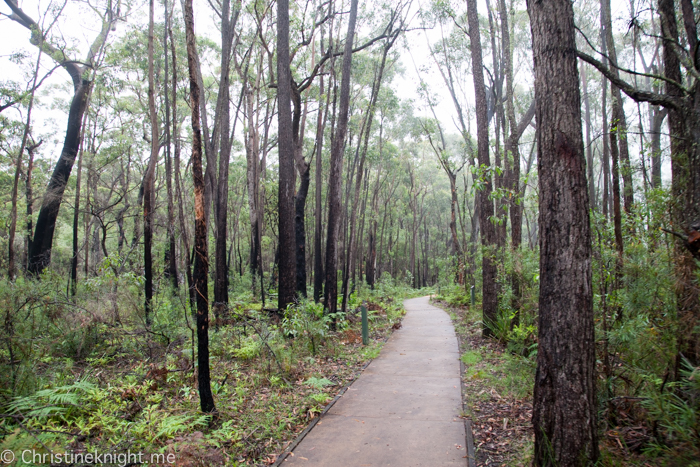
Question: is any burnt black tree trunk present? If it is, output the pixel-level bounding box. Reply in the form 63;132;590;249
163;0;178;289
144;0;159;326
184;0;215;413
277;0;297;313
324;0;359;317
527;0;599;463
4;0;116;275
292;82;310;299
313;70;327;303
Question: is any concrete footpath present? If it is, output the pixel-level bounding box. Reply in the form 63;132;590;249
280;296;468;466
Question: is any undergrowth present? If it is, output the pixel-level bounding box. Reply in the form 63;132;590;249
0;270;419;466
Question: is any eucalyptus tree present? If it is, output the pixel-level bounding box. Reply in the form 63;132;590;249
324;0;359;318
527;0;599;462
466;0;498;337
3;0;120;275
341;13;404;310
277;0;296;313
184;0;215;413
212;0;242;315
7;38;43;279
578;0;700;367
144;0;159;325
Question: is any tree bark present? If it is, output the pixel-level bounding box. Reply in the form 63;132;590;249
214;0;239;314
277;0;297;313
602;0;634;213
292;82;310;299
660;0;700;367
184;0;215;413
313;69;327;302
71;140;84;296
324;0;359;318
24;142;36;272
144;0;159;326
499;0;521;325
527;0;599;463
163;0;178;290
466;0;497;337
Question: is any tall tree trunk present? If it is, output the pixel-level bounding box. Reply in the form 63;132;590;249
245;85;261;295
467;0;497;336
342;35;395;310
527;0;599;462
292;76;310;299
325;0;359;318
660;0;700;368
499;0;521;325
277;0;297;312
313;70;327;302
144;0;159;327
581;65;596;209
24;142;36;272
163;0;178;289
214;0;239;314
28;79;92;274
602;0;634;214
170;23;195;309
600;5;624;271
293;148;310;299
70;142;84;296
601;66;611;219
184;0;215;413
650;107;666;189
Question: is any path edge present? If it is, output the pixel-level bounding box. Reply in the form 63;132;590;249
272;321;395;466
430;295;477;467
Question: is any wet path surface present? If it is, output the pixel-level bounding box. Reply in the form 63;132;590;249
281;296;467;466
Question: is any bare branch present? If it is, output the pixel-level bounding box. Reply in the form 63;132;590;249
576;25;688;92
577;50;680;110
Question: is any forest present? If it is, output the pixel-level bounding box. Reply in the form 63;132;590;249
0;0;699;464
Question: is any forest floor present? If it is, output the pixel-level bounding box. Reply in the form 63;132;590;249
0;283;413;467
431;298;536;467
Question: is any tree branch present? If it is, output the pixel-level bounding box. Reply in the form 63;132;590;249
4;0;82;85
576;25;688;92
577;50;680;110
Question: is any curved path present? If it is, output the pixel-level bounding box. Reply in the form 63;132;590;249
280;296;468;466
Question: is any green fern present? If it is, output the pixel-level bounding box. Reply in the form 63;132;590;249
304;377;333;389
7;380;97;418
154;414;210;439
